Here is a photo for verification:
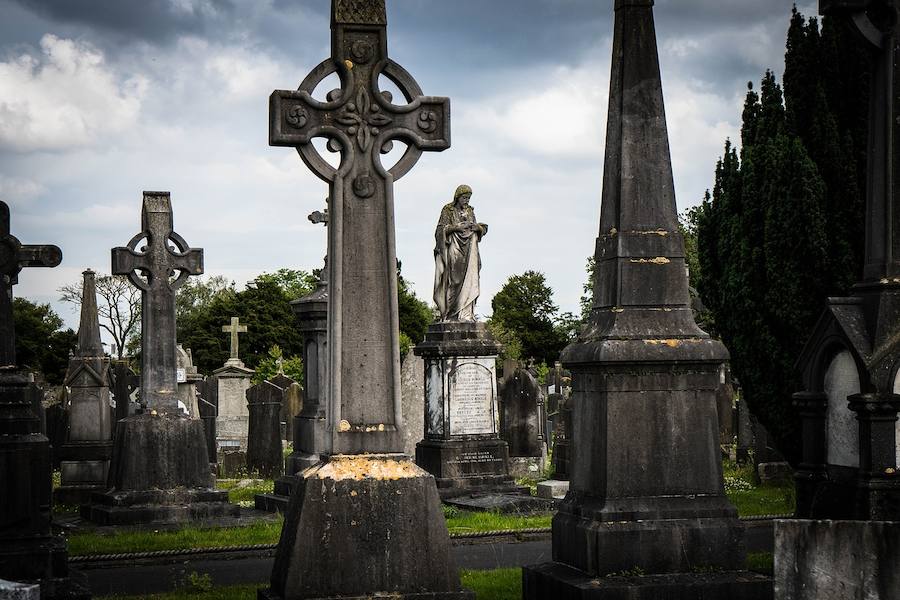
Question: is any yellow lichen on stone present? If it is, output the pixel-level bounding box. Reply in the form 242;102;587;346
629;257;670;265
312;455;422;481
644;339;682;348
338;420;351;432
344;60;354;70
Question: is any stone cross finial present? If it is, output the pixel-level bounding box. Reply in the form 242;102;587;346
0;200;62;367
222;316;248;361
112;192;203;413
270;0;450;454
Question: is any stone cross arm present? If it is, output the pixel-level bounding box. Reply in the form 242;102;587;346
270;88;450;155
222;316;248;360
111;192;203;292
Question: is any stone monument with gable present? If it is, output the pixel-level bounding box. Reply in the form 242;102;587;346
56;269;114;506
778;2;900;598
213;316;254;453
81;192;238;525
261;1;470;597
414;185;516;498
0;200;89;598
523;2;771;597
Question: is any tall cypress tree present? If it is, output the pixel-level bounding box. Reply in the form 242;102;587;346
696;9;869;462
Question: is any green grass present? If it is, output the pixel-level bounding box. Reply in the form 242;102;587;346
97;569;521;599
67;516;284;556
444;506;552;534
215;478;274;505
727;484;795;516
461;568;521;600
746;552;774;575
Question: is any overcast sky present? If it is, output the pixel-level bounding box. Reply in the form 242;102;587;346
2;0;816;340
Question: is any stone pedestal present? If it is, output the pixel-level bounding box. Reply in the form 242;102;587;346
259;455;473;600
176;345;203;418
213;360;254;452
81;413;238;525
414;322;516;498
0;371;90;599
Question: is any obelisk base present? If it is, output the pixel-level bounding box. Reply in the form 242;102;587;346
260;454;473;600
55;440;113;506
81;413;238;525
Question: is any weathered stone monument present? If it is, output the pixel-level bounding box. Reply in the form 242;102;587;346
778;2;900;598
176;344;202;418
82;192;237;525
0;200;89;598
499;360;546;479
110;359;139;425
415;186;516;498
262;1;470;597
246;377;291;478
523;2;771;597
56;269;114;506
213;316;254;453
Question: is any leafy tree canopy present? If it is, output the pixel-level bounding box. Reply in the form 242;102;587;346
12;297;77;384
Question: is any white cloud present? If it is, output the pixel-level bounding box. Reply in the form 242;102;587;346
0;174;45;204
0;34;148;152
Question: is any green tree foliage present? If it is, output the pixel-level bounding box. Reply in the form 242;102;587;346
695;9;868;462
253;269;318;301
491;270;567;366
177;277;304;374
397;269;432;349
253;345;304;385
12;298;77;384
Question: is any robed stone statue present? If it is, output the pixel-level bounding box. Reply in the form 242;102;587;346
432;184;488;321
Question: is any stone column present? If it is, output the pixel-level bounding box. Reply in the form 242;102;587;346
793;391;829;518
849;392;900;519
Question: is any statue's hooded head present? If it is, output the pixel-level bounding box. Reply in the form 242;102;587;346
454;184;472;204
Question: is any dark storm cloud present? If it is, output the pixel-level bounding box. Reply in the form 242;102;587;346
8;0;235;43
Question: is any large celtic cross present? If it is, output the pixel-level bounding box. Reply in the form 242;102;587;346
822;0;898;280
0;201;62;368
111;192;203;414
269;0;450;455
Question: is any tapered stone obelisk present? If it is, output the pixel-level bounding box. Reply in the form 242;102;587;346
262;1;470;598
523;2;772;597
56;269;114;505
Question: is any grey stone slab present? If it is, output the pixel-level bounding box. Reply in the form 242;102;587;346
537;479;569;500
775;519;900;600
444;493;553;514
0;579;40;600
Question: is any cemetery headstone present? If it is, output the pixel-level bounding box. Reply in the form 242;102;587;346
499;361;546;479
196;378;217;466
778;3;900;598
246;379;288;478
415;187;516;499
0;200;89;598
81;191;238;525
110;359;139;425
522;3;770;597
175;344;202;418
262;1;469;597
214;316;254;453
56;269;115;506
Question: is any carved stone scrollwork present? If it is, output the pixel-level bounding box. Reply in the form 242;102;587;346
418;110;438;133
285;106;309;129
